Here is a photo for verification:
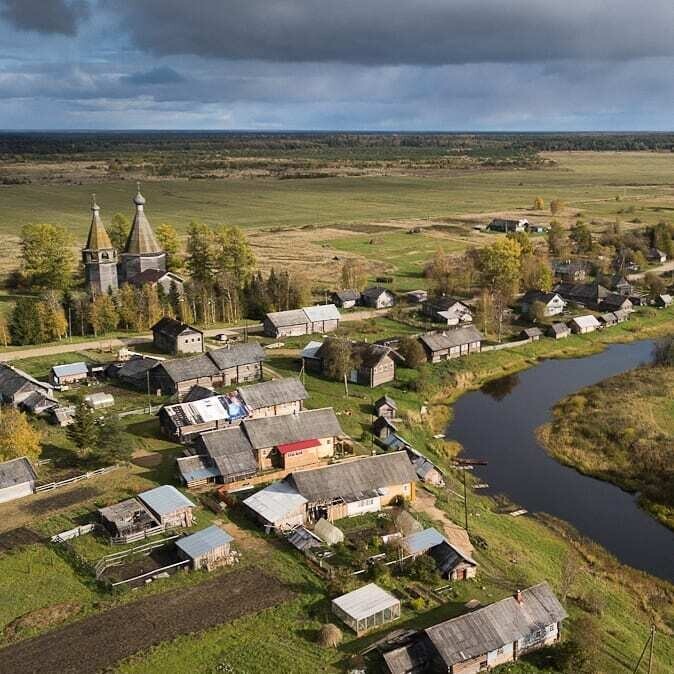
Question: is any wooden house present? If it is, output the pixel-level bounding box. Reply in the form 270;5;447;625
552;259;588;282
349;343;398;388
520;291;565;317
383;583;567;674
332;289;360;309
519;327;543;342
49;362;89;387
238;377;308;419
0;457;37;504
601;293;633;313
152;343;265;399
403;528;477;580
419;326;483;363
599;312;618;328
108;356;161;390
607;273;634;296
613;309;630;323
332;584;401;635
374;395;397;419
137;485;195;529
569;315;601;334
289;451;416;522
176;524;234;570
422;296;473;325
0;363;53;408
151;317;203;355
264;304;341;338
554;281;610;308
182;407;343;485
547;323;570;339
361;287;396;309
647;248;667;263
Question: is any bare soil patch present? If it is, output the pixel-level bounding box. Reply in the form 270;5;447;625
25;486;99;515
0;528;44;555
3;604;81;640
0;568;292;674
131;453;163;469
100;546;179;586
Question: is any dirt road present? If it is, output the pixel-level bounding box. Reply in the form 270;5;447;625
628;259;674;281
0;308;391;363
411;488;473;555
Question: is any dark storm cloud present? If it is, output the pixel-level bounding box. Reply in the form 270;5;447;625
104;0;674;65
121;66;185;86
0;0;89;36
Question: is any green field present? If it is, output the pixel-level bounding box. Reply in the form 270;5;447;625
2;152;674;239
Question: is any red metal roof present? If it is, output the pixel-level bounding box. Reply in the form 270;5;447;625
277;438;320;455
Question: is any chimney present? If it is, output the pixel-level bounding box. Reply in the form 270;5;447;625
515;589;523;605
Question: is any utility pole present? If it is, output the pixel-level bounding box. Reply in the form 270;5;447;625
146;370;152;414
455;457;488;535
633;625;656;674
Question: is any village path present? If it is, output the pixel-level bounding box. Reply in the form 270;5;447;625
627;259;674;281
411;488;474;556
0;308;392;363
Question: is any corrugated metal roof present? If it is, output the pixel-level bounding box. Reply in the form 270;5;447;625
176;524;233;559
243;480;307;524
425;582;567;667
238;377;308;410
303;303;341;322
332;583;400;620
52;362;88;377
277;438;320;455
403;527;446;555
301;340;324;359
0;457;37;490
138;485;195;516
176;455;220;484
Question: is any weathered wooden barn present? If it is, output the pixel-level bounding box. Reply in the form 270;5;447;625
547;323;570;339
332;289;360;309
176;524;234;570
423;296;473;325
374;395;397;419
263;304;341;338
151;317;204;355
238;377;308;419
361;287;396;309
419;326;483;363
0;364;53;407
243;480;309;531
569;315;601;334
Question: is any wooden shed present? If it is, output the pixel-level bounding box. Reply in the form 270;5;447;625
0;457;37;504
176;524;234;570
137;485;196;528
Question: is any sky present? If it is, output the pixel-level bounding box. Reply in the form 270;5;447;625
1;0;674;131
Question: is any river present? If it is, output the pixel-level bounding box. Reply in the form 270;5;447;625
445;339;674;583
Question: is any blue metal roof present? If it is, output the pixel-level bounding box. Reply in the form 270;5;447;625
404;527;446;555
176;524;233;559
52;362;88;377
138;485;195;516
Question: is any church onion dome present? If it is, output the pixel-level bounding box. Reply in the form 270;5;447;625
85;194;114;251
124;183;162;255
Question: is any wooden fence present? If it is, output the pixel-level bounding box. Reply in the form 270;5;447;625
481;338;530;352
35;465;119;493
51;523;97;544
110;559;190;587
94;534;183;578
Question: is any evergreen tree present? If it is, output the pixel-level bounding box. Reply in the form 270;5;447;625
244;272;270;319
94;414;132;465
67;402;100;458
10;297;43;345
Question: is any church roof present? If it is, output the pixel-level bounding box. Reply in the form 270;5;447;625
85;197;114;251
124;185;162;256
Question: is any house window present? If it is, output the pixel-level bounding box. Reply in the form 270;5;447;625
496;647;504;655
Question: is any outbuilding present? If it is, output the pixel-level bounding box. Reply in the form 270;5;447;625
361;287;396;309
332;583;401;635
49;362;89;387
243;480;308;531
176;524;234;570
151;317;204;355
374;395;397;419
137;485;196;528
83;392;115;409
0;457;37;504
373;415;398;440
314;517;344;545
332;289;360;309
419;326;483;363
569;315;601;334
519;327;543;342
655;294;672;308
547;323;570;340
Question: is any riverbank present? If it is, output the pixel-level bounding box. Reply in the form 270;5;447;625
538;364;674;531
420;305;674;433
